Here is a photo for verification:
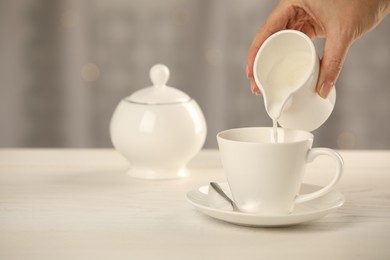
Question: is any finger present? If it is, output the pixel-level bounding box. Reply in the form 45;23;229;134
317;33;352;98
246;3;292;78
300;23;316;40
247;47;260;78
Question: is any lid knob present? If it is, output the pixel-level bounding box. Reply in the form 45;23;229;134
150;64;170;87
127;64;190;104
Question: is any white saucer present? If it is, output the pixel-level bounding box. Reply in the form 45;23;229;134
186;183;345;227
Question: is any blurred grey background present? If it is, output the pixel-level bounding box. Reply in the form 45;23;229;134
0;0;389;149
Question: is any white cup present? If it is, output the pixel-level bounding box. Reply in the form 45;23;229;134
217;127;343;215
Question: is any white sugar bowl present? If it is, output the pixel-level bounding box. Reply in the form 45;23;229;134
110;64;207;179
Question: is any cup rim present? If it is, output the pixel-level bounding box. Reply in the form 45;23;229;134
217;127;314;145
252;29;317;96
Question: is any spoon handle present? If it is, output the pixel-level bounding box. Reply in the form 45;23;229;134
210;182;239;211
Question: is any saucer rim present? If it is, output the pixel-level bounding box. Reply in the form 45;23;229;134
186;182;345;226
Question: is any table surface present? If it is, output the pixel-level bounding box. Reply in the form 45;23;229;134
0;149;389;260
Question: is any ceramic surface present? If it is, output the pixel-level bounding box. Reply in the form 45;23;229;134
187;183;345;227
253;30;336;131
217;127;343;214
110;64;207;179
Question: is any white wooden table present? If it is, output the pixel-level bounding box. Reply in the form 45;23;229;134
0;149;389;259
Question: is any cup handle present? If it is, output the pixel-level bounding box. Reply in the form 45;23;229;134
295;148;343;203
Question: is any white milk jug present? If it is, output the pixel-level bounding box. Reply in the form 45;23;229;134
253;30;336;132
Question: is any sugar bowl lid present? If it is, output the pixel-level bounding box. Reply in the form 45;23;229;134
127;64;191;104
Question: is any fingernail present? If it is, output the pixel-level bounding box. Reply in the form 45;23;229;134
319;80;334;99
251;80;261;96
251;84;257;95
250;78;256;93
251;84;256;94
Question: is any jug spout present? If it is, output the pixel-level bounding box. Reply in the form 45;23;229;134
263;93;294;121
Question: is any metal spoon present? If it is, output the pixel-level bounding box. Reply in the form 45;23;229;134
210;182;240;212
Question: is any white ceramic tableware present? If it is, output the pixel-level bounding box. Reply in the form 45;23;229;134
217;127;343;215
253;30;336;131
186;183;345;227
110;64;207;179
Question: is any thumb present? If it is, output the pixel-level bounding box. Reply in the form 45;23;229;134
317;34;351;99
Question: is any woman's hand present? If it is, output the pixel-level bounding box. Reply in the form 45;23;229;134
247;0;390;98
